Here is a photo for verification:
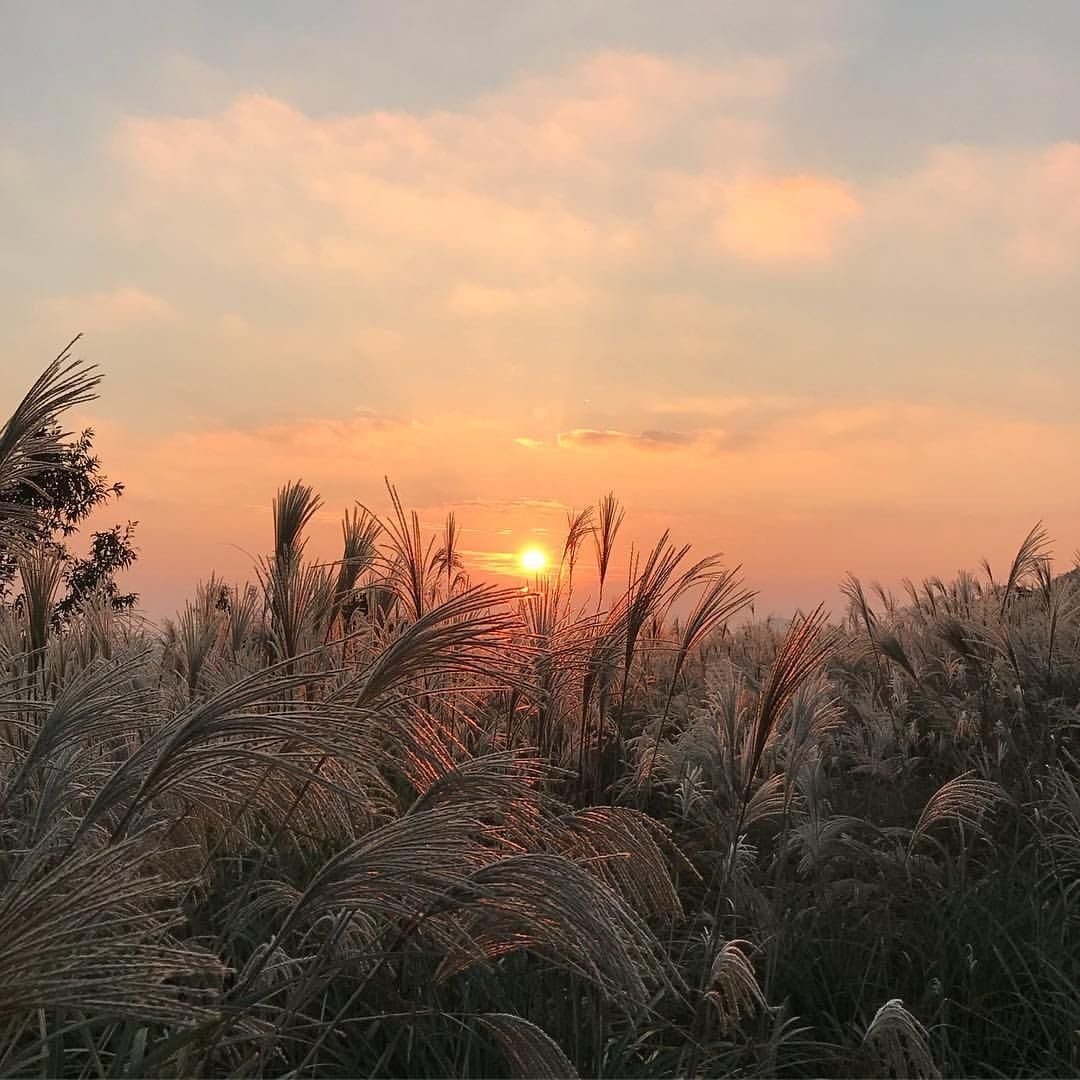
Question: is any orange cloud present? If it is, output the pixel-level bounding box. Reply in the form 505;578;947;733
716;174;863;262
651;169;863;266
557;428;698;451
109;48;855;299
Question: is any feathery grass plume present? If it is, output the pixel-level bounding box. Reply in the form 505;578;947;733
165;577;225;696
673;762;708;820
0;649;153;822
372;697;462;791
616;532;692;709
953;569;983;615
0;831;225;1023
577;602;627;787
741;605;838;813
871;579;898;616
16;545;66;668
434;853;675;1005
740;770;786;827
877;630;918;682
76;655;389;842
0;339;101;541
934;615;994;669
269;806;503;942
66;588;147;668
916;578;941;618
900;576;922;614
779;678;843;783
999;521;1051;618
517;578;565;745
1034;556;1078;687
653;665;761;834
347;583;524;707
560;504;595;596
705;938;768;1037
516;580;603;762
1041;753;1080;889
471;1013;580;1080
907;771;1006;857
408;749;560;853
842;572;886;680
272;479;322;567
553;806;685;919
786;812;876;878
861;998;940;1079
429;510;468;604
257;548;333;665
592;491;624;606
327;504;381;635
644;569;756;783
260;483;333;665
842;572;878;639
222;582;261;658
383;479;438;619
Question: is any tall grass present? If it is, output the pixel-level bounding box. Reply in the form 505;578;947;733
0;356;1078;1076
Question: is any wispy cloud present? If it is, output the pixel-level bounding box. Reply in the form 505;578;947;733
460;549;524;577
457;496;569;513
557;428;698;451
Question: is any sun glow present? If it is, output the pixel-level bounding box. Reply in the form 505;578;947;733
519;545;548;574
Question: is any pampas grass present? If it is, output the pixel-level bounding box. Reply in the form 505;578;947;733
862;999;939;1079
1;356;1079;1076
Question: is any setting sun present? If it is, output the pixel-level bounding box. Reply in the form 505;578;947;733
519;545;548;574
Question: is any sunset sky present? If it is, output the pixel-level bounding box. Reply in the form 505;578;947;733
4;2;1080;619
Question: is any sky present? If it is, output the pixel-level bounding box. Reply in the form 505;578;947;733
3;2;1080;620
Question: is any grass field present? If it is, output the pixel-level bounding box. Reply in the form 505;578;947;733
1;357;1077;1077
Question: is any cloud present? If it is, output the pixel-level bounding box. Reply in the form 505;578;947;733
458;496;569;513
460;549;527;576
649;394;797;418
109;47;858;306
34;286;175;334
714;174;863;262
446;277;596;316
869;141;1080;278
557;428;697;451
646;395;802;445
651;170;863;265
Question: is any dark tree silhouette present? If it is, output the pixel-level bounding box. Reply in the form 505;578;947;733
0;419;137;619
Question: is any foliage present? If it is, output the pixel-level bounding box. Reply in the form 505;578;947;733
0;339;137;618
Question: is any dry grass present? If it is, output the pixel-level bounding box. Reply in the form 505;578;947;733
1;357;1079;1076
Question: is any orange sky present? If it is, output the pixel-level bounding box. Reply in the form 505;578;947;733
4;6;1080;619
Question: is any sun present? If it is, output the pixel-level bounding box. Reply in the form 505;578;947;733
519;545;548;574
